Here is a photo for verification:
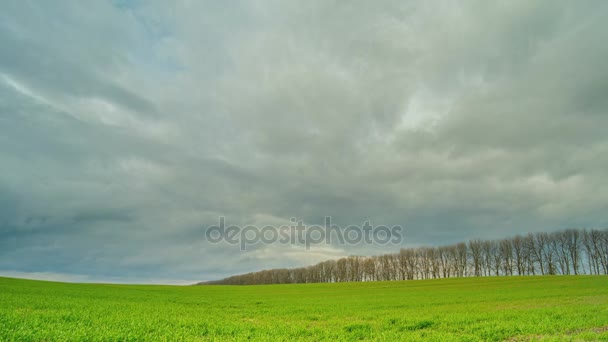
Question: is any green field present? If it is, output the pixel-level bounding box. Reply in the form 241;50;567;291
0;276;607;341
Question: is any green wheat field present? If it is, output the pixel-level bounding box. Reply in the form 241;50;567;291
0;276;607;341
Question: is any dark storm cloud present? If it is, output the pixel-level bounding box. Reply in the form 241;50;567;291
1;0;608;283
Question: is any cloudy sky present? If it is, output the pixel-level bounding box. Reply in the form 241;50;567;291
1;0;607;284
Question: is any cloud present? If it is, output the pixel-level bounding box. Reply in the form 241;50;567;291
1;0;608;283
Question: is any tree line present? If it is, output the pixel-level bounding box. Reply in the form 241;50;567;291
199;228;608;285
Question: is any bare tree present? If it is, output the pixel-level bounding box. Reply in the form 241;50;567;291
481;240;494;276
336;258;348;282
362;257;376;281
539;232;557;275
593;229;608;274
531;233;546;275
512;235;525;275
397;249;408;280
499;239;513;276
522;233;536;275
563;229;582;275
438;246;452;278
553;231;571;275
469;240;483;277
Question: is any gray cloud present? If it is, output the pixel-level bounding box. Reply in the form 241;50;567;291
1;0;607;283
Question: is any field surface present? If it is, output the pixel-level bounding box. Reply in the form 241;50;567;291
0;276;607;341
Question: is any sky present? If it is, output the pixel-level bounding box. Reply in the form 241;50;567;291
1;1;608;284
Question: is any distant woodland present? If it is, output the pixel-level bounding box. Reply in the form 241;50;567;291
201;228;608;285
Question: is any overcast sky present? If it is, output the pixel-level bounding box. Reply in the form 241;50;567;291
1;0;608;284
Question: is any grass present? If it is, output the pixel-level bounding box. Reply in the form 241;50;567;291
0;276;607;341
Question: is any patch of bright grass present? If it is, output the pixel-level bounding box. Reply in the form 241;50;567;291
0;276;607;341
